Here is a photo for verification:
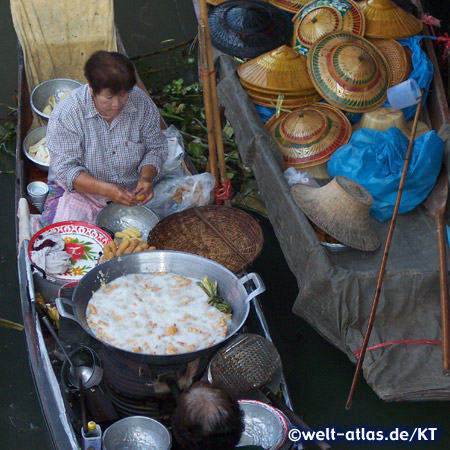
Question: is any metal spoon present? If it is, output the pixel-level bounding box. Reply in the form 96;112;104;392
41;316;95;387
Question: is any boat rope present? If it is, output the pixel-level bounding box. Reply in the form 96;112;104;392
199;67;215;77
435;33;450;63
420;14;441;37
353;339;442;359
214;179;233;204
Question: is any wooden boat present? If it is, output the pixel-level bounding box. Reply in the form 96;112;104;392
14;25;303;450
215;0;450;402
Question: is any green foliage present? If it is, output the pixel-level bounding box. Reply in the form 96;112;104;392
0;118;16;174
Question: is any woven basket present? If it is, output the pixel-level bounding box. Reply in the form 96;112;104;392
147;206;264;274
368;38;410;86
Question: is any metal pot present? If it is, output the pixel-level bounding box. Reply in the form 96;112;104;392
56;251;265;365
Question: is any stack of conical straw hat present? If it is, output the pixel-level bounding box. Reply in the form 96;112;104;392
307;32;390;113
268;0;310;13
368;38;412;87
293;0;365;54
357;0;423;39
238;45;322;108
266;103;352;179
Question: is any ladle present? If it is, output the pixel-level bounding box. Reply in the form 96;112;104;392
41;316;95;388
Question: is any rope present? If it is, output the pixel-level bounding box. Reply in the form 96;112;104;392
353;339;442;359
199;67;215;77
214;179;233;204
436;32;450;63
420;13;441;37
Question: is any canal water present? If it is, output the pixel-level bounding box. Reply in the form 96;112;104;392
1;1;450;449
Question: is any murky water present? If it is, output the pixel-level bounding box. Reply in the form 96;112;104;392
2;1;450;449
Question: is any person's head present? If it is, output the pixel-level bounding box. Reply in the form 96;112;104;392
171;381;244;450
84;50;137;119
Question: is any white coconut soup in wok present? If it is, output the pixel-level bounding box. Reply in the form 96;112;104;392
86;272;231;355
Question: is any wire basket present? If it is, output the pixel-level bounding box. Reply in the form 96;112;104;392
147;206;264;274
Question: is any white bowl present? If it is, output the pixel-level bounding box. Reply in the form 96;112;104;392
30;78;82;119
23;126;49;171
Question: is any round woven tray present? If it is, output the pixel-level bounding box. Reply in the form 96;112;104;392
147;206;264;274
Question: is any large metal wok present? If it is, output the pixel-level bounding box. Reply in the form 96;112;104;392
56;251;265;365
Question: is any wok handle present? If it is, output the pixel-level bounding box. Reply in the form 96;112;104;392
238;273;266;303
55;297;80;324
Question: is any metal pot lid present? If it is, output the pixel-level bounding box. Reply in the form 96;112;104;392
208;0;293;59
307;31;390;113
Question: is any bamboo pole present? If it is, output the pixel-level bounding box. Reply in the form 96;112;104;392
198;21;219;182
345;90;425;410
199;0;228;183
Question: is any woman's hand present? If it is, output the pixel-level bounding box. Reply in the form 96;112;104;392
107;184;141;206
134;176;154;205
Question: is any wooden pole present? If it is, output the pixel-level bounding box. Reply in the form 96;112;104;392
345;90;425;410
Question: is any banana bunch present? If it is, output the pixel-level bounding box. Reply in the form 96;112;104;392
114;226;142;240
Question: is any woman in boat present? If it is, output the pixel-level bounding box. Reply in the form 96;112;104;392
171;381;263;450
41;50;168;226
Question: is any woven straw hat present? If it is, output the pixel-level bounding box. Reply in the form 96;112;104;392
291;175;380;251
266;103;352;169
307;31;390;113
352;106;430;138
294;0;365;51
268;0;310;13
238;45;316;93
368;38;411;86
358;0;423;39
243;85;322;108
208;0;294;59
207;0;230;5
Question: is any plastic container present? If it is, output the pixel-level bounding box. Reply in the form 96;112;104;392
387;78;421;110
27;181;49;212
81;421;102;450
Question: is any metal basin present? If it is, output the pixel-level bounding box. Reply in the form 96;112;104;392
103;416;172;450
23;126;49;171
30;78;82;119
56;250;265;365
95;204;160;241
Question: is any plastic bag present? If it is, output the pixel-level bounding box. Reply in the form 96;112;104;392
327;127;444;222
161;125;186;176
283;167;320;187
145;172;216;219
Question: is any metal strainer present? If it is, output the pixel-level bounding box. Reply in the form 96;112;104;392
208;333;332;450
208;333;283;400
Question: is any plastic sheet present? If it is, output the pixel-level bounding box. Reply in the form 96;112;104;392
327;127;444;221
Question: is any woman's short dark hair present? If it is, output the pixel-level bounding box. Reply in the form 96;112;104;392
171;381;244;450
84;50;137;94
